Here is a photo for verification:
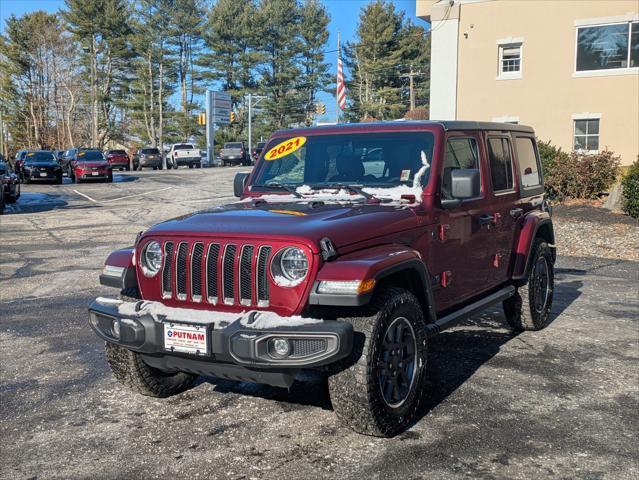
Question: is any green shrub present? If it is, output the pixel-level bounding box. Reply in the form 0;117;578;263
536;140;620;200
621;157;639;219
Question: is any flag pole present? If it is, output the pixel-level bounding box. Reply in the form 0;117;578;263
336;31;340;124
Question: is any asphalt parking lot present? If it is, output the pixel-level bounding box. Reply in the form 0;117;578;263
1;168;637;480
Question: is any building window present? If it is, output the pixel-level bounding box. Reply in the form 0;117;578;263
573;119;600;152
498;44;522;78
576;22;639;72
487;137;514;192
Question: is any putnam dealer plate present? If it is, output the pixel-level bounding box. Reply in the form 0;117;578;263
164;323;208;355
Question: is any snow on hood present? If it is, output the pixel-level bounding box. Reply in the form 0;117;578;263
95;297;322;330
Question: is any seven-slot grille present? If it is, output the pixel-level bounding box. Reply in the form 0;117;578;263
158;240;275;307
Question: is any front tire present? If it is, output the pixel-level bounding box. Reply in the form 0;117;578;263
503;240;554;331
104;289;197;398
328;287;428;437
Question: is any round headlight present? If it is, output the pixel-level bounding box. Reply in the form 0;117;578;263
271;247;308;286
142;241;162;277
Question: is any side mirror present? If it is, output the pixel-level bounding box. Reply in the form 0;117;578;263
234;172;250;197
441;169;481;209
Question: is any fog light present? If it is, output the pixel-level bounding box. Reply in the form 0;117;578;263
112;319;120;338
271;338;290;358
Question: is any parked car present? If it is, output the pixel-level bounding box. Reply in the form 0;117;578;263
166;143;201;169
0;159;21;214
105;149;130;171
22;151;63;184
14;149;29;182
59;148;78;173
132;147;162;170
69;149;112;183
251;141;266;163
89;121;554;438
219;142;249;166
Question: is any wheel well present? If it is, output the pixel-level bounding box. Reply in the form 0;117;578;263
375;268;429;313
535;222;556;262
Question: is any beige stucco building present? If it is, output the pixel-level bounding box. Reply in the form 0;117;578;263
417;0;639;165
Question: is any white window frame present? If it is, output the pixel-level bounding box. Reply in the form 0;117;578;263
573;19;639;78
497;39;523;80
572;113;601;154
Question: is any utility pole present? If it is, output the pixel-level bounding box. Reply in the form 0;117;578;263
246;93;266;156
400;65;426;111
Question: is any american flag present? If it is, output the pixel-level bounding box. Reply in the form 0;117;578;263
336;55;346;110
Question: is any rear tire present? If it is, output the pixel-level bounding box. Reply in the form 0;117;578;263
503;239;554;331
104;289;197;398
328;287;428;437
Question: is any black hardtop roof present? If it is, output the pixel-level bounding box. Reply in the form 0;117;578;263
274;120;534;137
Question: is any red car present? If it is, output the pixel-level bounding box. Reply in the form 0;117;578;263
90;121;554;437
69;150;112;183
104;149;130;171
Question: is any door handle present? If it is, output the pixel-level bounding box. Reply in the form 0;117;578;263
510;208;523;219
478;214;493;226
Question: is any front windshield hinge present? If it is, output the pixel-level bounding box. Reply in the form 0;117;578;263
320;237;337;261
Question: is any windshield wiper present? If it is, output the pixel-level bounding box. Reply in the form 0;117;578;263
310;183;376;201
264;182;303;198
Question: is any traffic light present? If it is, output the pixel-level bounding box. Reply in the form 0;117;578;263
315;103;326;115
230;111;235;123
197;113;206;125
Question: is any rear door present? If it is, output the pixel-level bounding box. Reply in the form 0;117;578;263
429;131;494;311
484;133;519;287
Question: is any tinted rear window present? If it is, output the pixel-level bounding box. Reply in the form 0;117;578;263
109;150;126;155
225;143;243;148
141;148;160;154
488;137;514;192
515;137;541;188
173;144;193;150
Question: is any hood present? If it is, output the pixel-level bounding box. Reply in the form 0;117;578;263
25;160;60;167
144;198;420;251
77;161;109;168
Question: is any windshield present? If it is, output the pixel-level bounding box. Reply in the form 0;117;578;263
173;144;193;150
25;151;56;163
225;143;242;149
141;148;159;154
251;132;434;189
77;151;104;161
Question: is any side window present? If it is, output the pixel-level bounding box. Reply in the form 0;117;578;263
442;137;480;200
515;137;541;188
487;137;514;192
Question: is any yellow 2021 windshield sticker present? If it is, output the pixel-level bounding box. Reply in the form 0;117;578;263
264;136;306;161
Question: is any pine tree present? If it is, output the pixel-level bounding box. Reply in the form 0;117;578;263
298;0;331;125
343;0;429;121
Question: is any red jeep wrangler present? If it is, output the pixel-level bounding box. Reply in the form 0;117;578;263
90;121;555;437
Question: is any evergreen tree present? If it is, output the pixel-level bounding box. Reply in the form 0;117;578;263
298;0;331;125
343;0;430;121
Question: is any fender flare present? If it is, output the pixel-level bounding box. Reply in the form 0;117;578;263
99;247;138;290
511;214;555;280
308;246;437;324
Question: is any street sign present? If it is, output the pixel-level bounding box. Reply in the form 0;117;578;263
206;90;232;166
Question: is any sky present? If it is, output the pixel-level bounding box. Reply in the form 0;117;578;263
0;0;428;121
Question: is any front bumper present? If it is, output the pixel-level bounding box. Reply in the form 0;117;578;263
88;299;353;387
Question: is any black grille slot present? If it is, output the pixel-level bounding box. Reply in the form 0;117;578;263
290;338;327;358
257;246;272;306
206;243;220;303
223;244;237;304
176;242;188;300
191;243;204;301
239;245;254;305
162;242;174;298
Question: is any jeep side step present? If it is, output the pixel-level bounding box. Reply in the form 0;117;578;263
426;285;516;336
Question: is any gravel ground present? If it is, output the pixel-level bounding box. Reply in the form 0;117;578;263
553;203;639;261
1;171;637;479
